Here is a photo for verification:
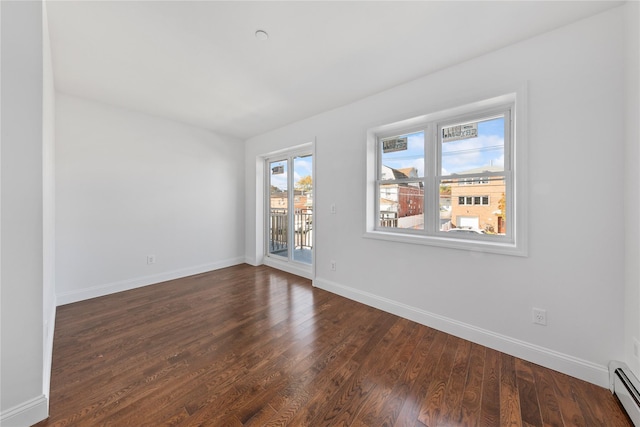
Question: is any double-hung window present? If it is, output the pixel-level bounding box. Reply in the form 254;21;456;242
366;92;526;256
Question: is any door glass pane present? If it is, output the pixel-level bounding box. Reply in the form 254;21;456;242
269;160;288;258
293;155;313;264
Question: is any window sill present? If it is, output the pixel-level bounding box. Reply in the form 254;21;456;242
363;229;527;257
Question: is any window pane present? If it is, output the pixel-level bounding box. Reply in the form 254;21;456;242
440;183;453;227
380;131;424;179
269;160;288;258
441;116;504;175
440;176;506;235
379;182;424;230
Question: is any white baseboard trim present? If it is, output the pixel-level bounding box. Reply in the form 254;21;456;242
43;299;57;400
56;257;245;305
244;256;260;267
314;277;610;388
0;394;48;427
262;257;313;280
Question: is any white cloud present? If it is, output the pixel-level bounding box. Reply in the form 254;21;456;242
411;158;425;177
442;134;503;173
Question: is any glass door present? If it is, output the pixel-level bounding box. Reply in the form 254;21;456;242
268;159;289;259
266;152;313;266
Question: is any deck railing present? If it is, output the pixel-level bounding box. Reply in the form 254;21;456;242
269;208;313;252
294;209;313;249
269;209;288;252
380;211;398;228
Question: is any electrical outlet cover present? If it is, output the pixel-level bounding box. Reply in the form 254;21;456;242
532;308;547;326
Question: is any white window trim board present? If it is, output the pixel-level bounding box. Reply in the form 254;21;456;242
364;84;528;257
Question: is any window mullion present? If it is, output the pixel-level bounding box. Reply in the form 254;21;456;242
425;123;437;235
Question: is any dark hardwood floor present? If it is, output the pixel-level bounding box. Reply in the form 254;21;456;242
35;264;631;426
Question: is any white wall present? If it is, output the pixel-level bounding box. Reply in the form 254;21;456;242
0;1;49;425
42;0;57;402
56;95;245;304
624;1;640;379
246;6;632;387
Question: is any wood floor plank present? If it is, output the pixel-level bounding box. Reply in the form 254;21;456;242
530;363;564;427
35;264;633;427
306;317;410;426
392;327;443;427
458;343;486;426
216;314;371;425
362;327;427;426
171;299;364;425
285;359;361;427
354;322;424;427
242;403;278;427
551;370;588;426
515;358;543;427
437;338;472;426
500;352;523;427
601;384;635;427
571;378;630;427
417;334;460;426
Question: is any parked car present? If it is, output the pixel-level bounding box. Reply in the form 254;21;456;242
447;227;485;234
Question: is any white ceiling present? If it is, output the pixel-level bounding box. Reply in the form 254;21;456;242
46;1;622;140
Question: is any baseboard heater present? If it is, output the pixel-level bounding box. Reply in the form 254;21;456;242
610;361;640;426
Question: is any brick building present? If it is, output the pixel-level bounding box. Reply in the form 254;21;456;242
448;166;506;234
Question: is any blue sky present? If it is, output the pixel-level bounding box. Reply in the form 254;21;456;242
269;155;313;192
382;116;505;176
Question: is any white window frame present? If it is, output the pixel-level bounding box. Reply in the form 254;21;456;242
364;89;528;256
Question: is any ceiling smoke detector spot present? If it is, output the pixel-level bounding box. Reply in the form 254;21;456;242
255;30;269;41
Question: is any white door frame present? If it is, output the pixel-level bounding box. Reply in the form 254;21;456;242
262;143;314;279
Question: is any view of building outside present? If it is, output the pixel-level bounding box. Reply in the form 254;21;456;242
442;170;506;234
380;167;506;234
378;115;506;234
268;154;313;263
379;165;424;228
